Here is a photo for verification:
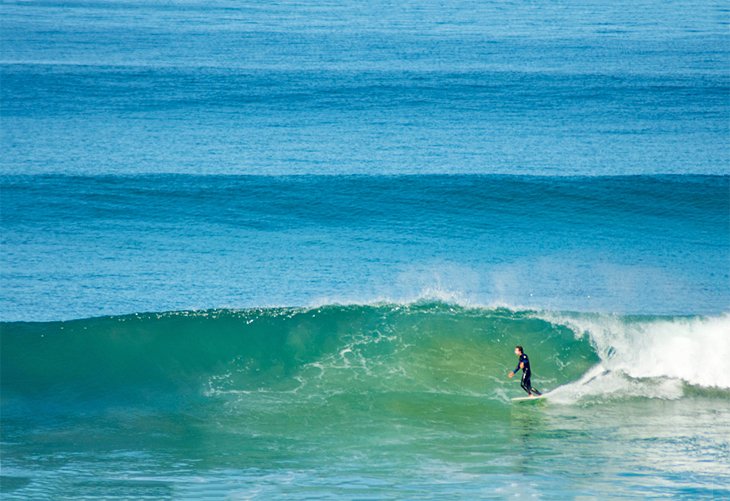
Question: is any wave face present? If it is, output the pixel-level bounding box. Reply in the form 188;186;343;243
0;304;593;404
3;303;727;408
4;310;730;499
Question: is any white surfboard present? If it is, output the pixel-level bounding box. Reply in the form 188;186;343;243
511;394;547;402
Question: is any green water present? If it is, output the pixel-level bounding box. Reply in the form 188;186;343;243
2;303;729;498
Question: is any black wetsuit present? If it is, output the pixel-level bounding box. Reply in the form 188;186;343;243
514;353;541;396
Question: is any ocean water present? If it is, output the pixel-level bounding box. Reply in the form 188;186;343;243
2;0;729;176
1;174;729;320
2;0;730;499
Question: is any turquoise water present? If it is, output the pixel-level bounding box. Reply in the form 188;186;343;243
2;0;730;498
3;305;730;498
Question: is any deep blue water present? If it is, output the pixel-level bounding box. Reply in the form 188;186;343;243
1;1;729;499
2;0;729;176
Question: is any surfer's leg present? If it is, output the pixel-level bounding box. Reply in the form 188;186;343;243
520;373;531;395
530;387;542;396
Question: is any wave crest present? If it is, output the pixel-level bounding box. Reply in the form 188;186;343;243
540;312;730;401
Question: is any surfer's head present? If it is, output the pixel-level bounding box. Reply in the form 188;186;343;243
515;345;523;355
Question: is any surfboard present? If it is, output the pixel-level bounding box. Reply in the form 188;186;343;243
511;394;547;402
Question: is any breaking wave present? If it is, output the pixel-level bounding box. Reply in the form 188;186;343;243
2;302;727;409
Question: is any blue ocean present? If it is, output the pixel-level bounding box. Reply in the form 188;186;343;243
1;0;729;499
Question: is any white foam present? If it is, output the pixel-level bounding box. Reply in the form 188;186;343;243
545;365;685;403
306;284;535;313
541;312;730;400
306;264;544;312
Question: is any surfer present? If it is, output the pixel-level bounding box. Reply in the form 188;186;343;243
508;345;542;397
